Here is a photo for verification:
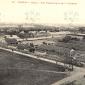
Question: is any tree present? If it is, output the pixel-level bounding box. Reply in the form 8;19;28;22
29;43;35;53
79;28;84;33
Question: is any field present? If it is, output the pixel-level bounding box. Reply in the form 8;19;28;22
0;49;67;85
36;38;85;64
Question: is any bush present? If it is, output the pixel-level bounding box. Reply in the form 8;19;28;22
71;37;80;41
83;35;85;39
62;36;72;43
29;47;35;53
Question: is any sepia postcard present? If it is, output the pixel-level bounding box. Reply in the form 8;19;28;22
0;0;85;85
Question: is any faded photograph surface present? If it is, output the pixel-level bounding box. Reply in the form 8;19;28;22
0;0;85;85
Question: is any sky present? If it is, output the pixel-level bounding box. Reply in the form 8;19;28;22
0;0;85;26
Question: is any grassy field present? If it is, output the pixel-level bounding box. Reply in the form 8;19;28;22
0;49;67;85
36;39;85;64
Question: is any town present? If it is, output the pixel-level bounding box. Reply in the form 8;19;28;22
0;24;85;85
